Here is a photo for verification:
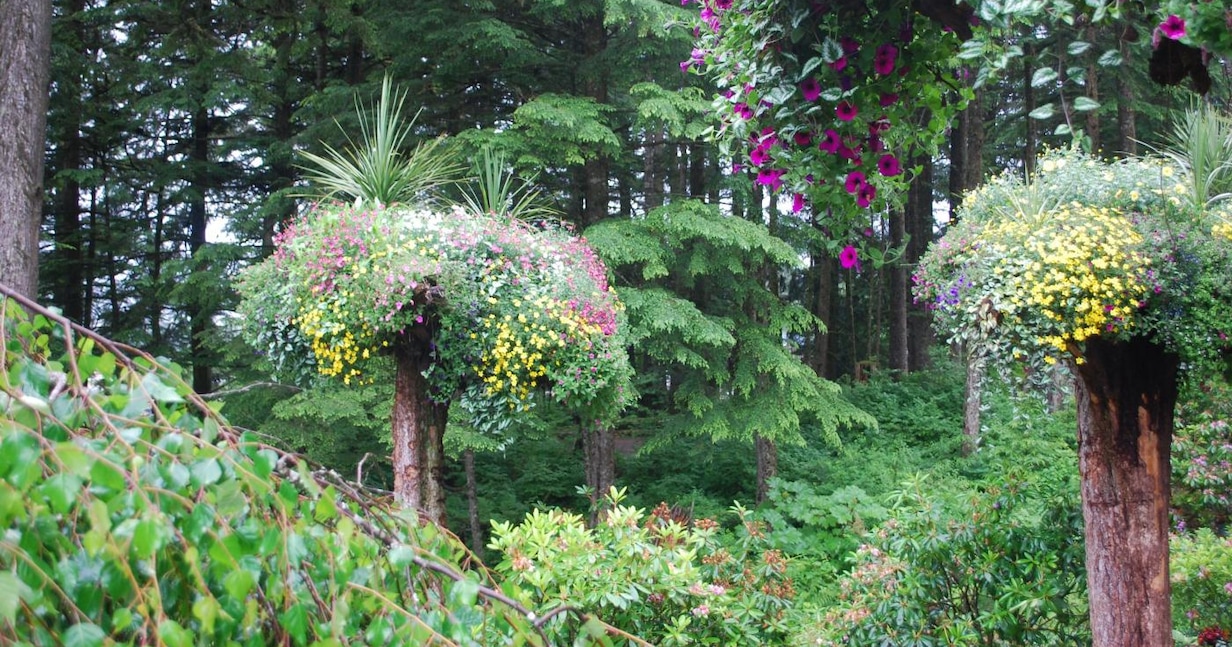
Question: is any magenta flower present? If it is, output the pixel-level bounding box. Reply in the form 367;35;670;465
733;102;753;119
868;117;891;135
874;44;898;75
819;129;841;153
837;101;858;121
756;168;786;191
750;147;771;167
714;0;732;8
793;131;813;147
800;77;821;101
1160;14;1186;40
868;136;885;152
857;183;877;207
844;171;867;194
830;57;848;71
841;37;860;55
878;154;902;177
879;92;900;107
680;48;706;73
792;193;806;213
839;245;860;269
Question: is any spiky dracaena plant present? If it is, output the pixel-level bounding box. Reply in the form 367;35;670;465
299;75;464;206
456;147;560;221
1146;103;1232;210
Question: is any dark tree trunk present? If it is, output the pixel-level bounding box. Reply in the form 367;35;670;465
810;249;833;377
582;422;615;525
906;154;934;371
964;88;985;191
688;143;706;199
463;448;483;555
188;104;213;394
889;208;909;373
1073;337;1176;647
643;127;664;211
1024;40;1038;175
755;434;777;504
391;337;450;527
1116;28;1137;157
948;89;968;221
48;0;86;322
0;0;52;298
1085;25;1101;154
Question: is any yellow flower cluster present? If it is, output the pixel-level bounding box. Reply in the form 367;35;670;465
473;295;602;402
1213;220;1232;242
294;297;382;385
987;204;1149;360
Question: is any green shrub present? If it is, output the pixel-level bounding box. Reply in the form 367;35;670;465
489;489;795;645
1172;529;1232;642
806;478;1089;646
1174;378;1232;531
0;298;616;645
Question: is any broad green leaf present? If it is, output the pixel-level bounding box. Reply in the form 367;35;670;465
1030;67;1058;88
190;458;223;487
63;623;105;647
1097;49;1122;67
39;473;83;515
224;568;257;601
1073;96;1100;112
1028;104;1055;120
1066;41;1091;55
0;571;21;624
314;486;337;522
157;619;192;647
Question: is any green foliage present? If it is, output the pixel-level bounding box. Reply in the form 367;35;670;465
1171;529;1232;641
807;478;1089;646
587;201;875;449
0;297;600;646
298;75;464;207
1155;1;1232;58
456;147;561;221
489;489;795;645
238;202;632;433
1173;378;1232;531
1148;104;1232;210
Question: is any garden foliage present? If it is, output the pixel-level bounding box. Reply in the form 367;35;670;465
489;489;795;646
0;296;622;646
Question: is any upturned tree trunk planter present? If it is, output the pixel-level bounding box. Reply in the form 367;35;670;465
1073;337;1178;647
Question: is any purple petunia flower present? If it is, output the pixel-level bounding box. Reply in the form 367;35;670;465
734;102;754;119
837;101;858;121
845;171;867;194
830;56;848;72
840;245;860;269
879;92;900;107
792;193;806;213
878;154;902;176
819;129;842;154
857;183;877;207
874;44;898;75
800;77;821;101
794;131;813;147
757;168;786;192
1160;14;1186;40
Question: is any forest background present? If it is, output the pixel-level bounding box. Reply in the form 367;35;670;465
2;0;1232;644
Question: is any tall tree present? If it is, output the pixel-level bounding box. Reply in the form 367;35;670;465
0;0;52;297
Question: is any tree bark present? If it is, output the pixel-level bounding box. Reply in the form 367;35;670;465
1073;337;1176;647
1116;27;1137;157
755;434;777;504
0;0;52;298
906;154;934;371
582;421;615;526
463;448;483;555
889;207;909;373
962;349;985;456
391;337;450;527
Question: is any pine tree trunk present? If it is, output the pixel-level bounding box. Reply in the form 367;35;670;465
906;154;934;371
1073;337;1176;647
0;0;52;299
889;208;909;373
391;337;450;526
1116;28;1137;157
755;434;777;504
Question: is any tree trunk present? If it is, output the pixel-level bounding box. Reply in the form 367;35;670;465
1023;40;1038;175
1073;337;1176;647
906;154;934;371
810;249;833;377
188;103;213;394
1085;25;1101;154
0;0;52;298
463;448;483;555
889;208;909;373
391;337;450;526
582;422;615;525
962;349;985;456
1116;28;1137;157
755;434;777;504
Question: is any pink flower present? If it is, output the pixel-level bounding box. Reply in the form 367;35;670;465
800;77;821;101
793;131;813;146
750;147;771;166
841;37;860;55
857;183;877;207
840;245;860;269
874;44;898;75
756;168;786;191
877;154;902;177
733;102;753;119
830;56;848;71
836;101;858;121
792;193;806;213
879;92;899;107
819;129;841;153
1160;14;1186;40
844;171;867;194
